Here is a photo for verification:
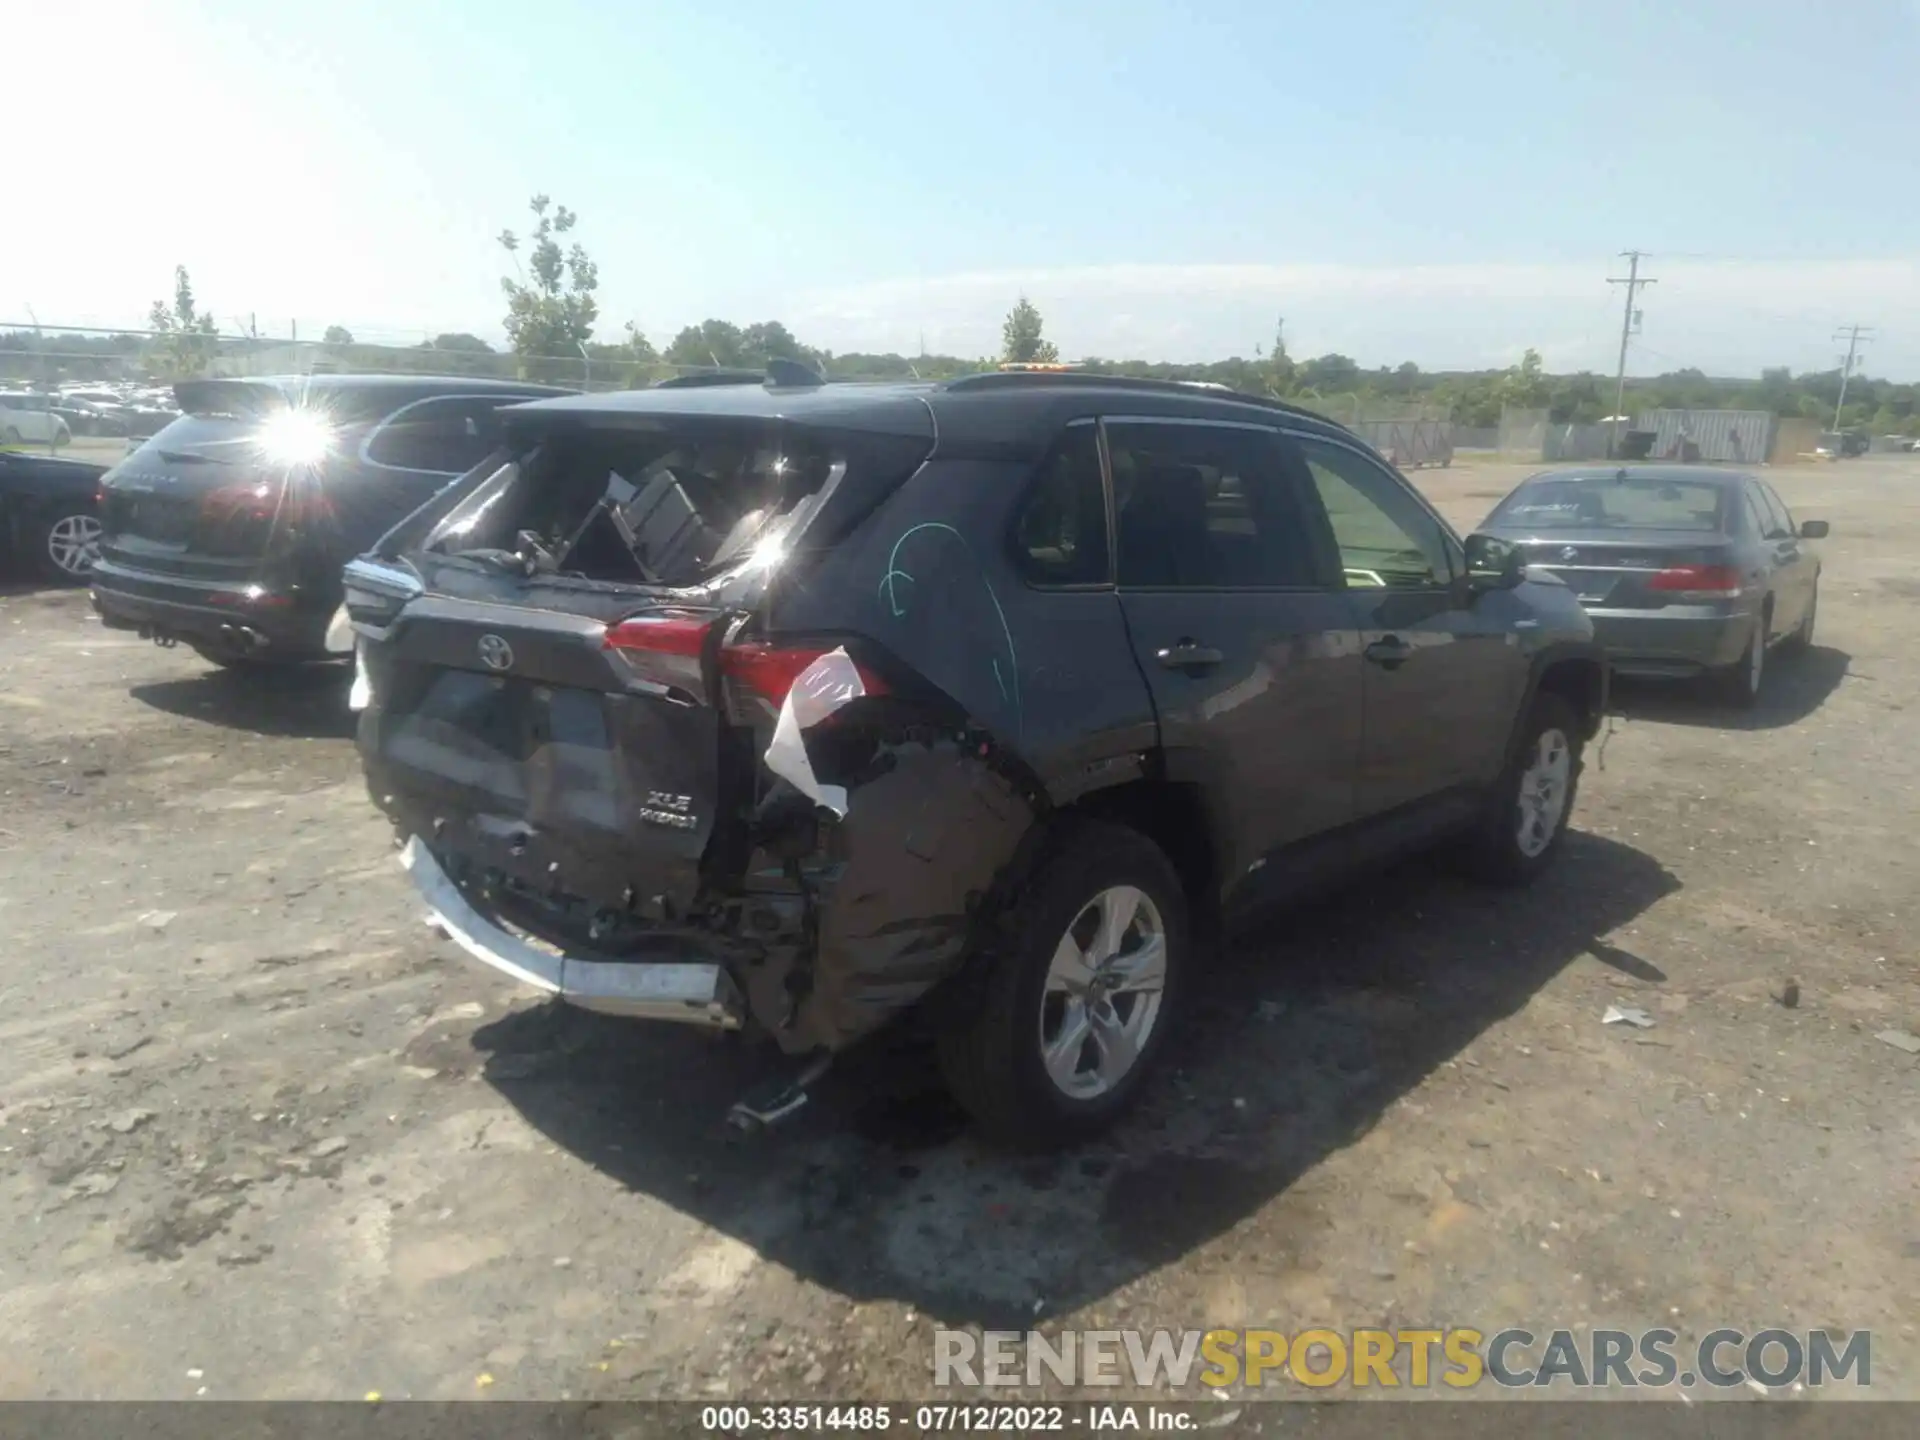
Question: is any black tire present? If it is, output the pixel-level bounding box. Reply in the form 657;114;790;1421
1711;607;1769;708
937;820;1189;1150
1464;693;1585;886
1783;583;1816;653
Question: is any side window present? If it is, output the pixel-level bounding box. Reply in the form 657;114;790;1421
1759;483;1795;538
1013;424;1110;585
1106;421;1321;589
365;398;507;473
1742;487;1771;538
1294;438;1452;589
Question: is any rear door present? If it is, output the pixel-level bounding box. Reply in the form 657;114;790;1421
1754;480;1813;635
1291;434;1523;817
1104;417;1363;887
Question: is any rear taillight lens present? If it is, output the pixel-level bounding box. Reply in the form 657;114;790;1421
721;642;889;705
200;481;334;526
603;618;888;707
602;615;711;658
1647;564;1743;599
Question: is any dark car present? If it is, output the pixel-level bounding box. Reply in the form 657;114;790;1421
344;368;1606;1147
1478;466;1826;706
90;375;571;669
0;449;110;582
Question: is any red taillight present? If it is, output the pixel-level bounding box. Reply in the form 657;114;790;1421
199;481;333;526
1648;564;1743;597
602;615;713;657
602;617;887;705
721;642;888;705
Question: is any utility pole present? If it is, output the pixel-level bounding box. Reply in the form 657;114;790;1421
1831;324;1874;430
1608;251;1657;456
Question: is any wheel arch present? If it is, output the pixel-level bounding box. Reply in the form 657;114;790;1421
1064;776;1221;942
1508;641;1607;764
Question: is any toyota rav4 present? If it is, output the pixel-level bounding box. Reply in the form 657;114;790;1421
344;368;1605;1147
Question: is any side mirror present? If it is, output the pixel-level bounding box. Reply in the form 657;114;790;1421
1799;520;1829;539
1463;532;1526;592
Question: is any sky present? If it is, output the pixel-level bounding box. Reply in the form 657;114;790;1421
6;0;1920;378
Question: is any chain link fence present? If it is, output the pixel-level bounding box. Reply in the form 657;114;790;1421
5;319;1460;466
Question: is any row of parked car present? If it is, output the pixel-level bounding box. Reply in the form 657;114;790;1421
0;384;181;448
18;369;1830;1146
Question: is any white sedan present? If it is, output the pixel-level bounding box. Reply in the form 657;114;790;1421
0;394;72;448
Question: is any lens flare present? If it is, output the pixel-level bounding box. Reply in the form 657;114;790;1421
255;408;335;467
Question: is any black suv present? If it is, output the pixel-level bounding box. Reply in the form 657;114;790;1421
91;375;571;668
346;370;1605;1147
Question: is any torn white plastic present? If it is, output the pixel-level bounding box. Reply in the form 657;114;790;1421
1601;1004;1655;1028
348;639;371;711
762;646;866;817
323;603;354;655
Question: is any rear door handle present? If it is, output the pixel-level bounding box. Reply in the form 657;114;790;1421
1157;640;1224;672
1364;636;1413;669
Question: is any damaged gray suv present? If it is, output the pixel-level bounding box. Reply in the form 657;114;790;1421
345;367;1605;1148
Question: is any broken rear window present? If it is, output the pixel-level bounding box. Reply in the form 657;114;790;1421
424;421;856;587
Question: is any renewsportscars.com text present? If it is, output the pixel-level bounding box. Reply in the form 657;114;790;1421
934;1326;1872;1390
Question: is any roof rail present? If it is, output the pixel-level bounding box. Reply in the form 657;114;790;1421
653;369;764;390
940;370;1343;427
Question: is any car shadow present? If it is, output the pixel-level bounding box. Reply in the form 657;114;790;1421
1610;643;1850;732
0;574;77;598
466;828;1679;1329
129;662;354;740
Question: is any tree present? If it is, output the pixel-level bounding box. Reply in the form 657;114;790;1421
1295;353;1360;395
662;319;825;373
665;319;751;370
322;325;354;345
499;195;600;359
145;266;218;378
1498;348;1552;411
1000;296;1059;364
1260;315;1296;396
741;320;823;370
425;332;495;353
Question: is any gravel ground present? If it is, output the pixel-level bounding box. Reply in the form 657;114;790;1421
0;455;1915;1403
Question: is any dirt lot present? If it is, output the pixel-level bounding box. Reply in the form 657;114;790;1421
1;456;1916;1402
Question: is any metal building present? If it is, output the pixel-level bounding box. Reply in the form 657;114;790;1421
1632;409;1776;465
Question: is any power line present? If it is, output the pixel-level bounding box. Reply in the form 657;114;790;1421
1832;324;1874;427
1607;251;1658;447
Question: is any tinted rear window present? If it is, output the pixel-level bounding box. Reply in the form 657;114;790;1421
1490;476;1727;532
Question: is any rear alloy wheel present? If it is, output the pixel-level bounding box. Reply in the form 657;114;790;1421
1465;693;1584;885
938;821;1188;1149
39;511;102;582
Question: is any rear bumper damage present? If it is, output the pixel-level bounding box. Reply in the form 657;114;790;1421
380;733;1036;1055
401;835;746;1027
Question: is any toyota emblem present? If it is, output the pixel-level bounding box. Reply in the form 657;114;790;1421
477;633;514;672
1559;546;1580;562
